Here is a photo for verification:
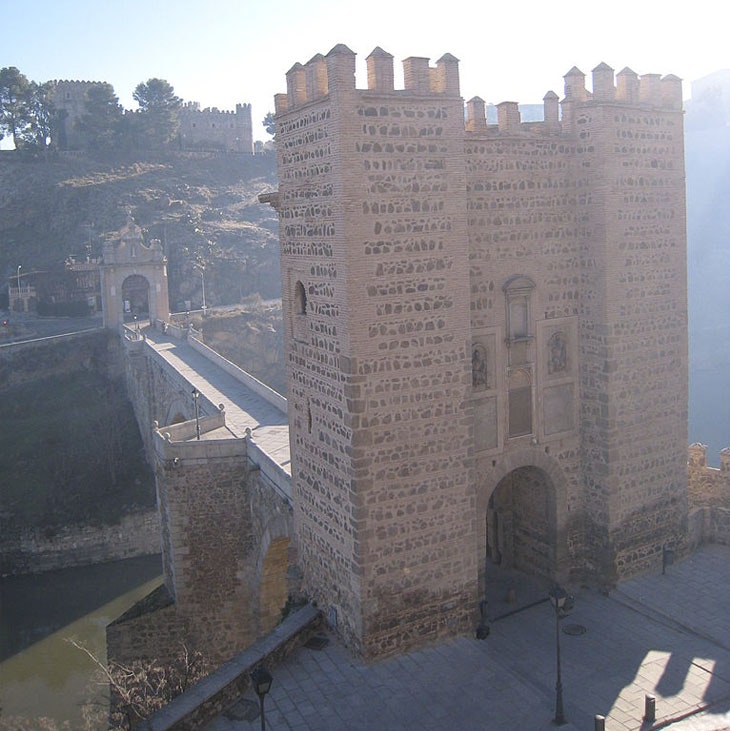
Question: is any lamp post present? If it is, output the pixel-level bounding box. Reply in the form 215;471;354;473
548;585;568;725
192;387;201;440
251;665;273;731
195;263;206;315
16;265;21;309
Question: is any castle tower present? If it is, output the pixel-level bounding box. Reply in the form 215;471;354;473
271;47;688;658
274;45;477;656
48;80;105;150
564;66;689;576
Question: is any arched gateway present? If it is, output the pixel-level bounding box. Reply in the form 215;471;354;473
477;449;570;603
100;214;170;329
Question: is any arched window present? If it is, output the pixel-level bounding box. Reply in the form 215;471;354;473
294;280;307;315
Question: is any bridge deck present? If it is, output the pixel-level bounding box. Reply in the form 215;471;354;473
143;329;291;477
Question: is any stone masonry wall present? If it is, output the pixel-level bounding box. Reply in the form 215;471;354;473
153;436;259;663
465;106;584;580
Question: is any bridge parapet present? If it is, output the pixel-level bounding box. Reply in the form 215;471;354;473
186;327;288;415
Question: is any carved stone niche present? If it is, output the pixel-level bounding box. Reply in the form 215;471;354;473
472;334;496;390
547;330;568;375
472;342;489;390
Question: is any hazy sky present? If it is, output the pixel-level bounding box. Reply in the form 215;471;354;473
2;0;729;142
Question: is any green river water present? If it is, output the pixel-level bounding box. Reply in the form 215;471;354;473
0;554;162;729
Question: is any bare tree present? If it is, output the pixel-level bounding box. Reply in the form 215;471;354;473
68;639;209;730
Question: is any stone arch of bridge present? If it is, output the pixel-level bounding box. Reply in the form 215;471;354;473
256;513;292;636
476;448;569;601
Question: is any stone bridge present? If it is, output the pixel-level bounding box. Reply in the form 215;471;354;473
107;321;298;666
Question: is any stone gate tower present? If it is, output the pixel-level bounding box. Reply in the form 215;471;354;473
271;45;688;658
100;214;171;329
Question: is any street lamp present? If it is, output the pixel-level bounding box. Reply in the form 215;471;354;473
16;265;21;306
548;584;569;725
251;665;273;731
195;263;206;315
192;387;201;440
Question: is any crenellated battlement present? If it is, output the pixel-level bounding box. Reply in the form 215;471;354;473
179;103;252;118
275;46;683;142
49;79;104;88
45;79;253;152
465;62;682;135
275;44;461;115
562;63;682;108
689;443;730;472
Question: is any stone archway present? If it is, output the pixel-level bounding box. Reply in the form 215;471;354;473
477;450;569;617
100;215;170;329
486;466;554;579
121;274;150;322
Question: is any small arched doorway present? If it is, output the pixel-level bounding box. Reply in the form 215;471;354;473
121;274;150;321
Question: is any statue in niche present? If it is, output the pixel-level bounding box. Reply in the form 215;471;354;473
548;331;567;374
472;343;489;389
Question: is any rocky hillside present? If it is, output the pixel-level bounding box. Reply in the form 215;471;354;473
0;150;281;309
193;301;286;395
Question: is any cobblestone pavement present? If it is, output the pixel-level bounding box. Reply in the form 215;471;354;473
204;544;730;730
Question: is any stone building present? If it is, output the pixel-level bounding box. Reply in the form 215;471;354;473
270;45;688;658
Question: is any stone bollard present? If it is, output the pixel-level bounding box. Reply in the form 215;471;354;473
594;715;606;731
644;695;656;723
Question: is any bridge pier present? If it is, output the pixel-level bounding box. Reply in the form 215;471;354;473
107;414;296;668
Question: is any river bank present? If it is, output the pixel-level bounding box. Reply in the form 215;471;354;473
0;509;159;577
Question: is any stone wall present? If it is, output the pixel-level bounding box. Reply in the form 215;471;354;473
688;443;730;546
0;330;158;575
570;77;689;578
121;334;219;460
135;605;321;731
0;510;159;576
48;80;104;150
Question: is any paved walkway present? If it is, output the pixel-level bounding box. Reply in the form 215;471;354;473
204;544;730;731
143;328;291;476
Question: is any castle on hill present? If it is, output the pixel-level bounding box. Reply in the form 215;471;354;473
47;79;253;153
